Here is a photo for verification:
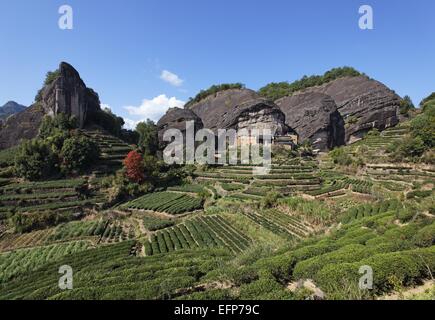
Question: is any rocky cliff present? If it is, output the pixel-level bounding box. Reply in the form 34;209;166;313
157;107;203;148
0;62;101;150
300;76;402;143
275;92;345;151
0;105;45;149
38;62;100;128
187;88;291;136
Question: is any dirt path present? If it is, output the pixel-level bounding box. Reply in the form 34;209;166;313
134;218;148;236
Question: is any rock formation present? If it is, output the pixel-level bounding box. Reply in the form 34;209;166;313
157;107;203;148
0;104;45;149
300;76;402;143
0;62;101;150
38;62;100;128
187;88;291;135
276;92;345;151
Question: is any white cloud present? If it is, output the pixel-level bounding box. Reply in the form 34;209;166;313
123;94;185;124
160;70;184;87
123;118;140;130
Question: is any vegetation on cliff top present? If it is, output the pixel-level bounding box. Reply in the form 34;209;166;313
185;83;245;108
258;67;363;101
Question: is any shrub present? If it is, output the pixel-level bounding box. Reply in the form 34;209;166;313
329;147;353;166
410;105;435;148
123;150;145;183
60;135;100;173
412;222;435;247
136;120;158;156
261;190;281;208
91;108;125;137
230;267;259;286
419;92;435;107
399;95;415;115
39;114;77;139
316;247;435;295
14;139;56;180
238;275;284;299
292;244;370;280
396;208;416;223
9;211;74;233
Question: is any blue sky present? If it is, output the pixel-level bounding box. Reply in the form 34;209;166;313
1;0;434;128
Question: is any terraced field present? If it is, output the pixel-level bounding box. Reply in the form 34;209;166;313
0;241;90;283
0;122;433;300
83;131;133;175
349;125;409;156
121;191;204;215
144;215;251;255
0;178;106;217
241;208;313;239
0;242;233;300
195;160;322;198
0;218;136;253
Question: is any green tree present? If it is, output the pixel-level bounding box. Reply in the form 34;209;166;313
419;92;435;107
39;114;78;139
92;108;125;137
60;135;100;173
399;136;426;158
14;140;56;180
410;106;435;148
330;147;353;166
399;95;415;115
136;120;159;155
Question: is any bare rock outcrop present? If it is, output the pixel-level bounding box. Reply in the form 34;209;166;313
157;107;203;147
276;92;345;151
188;88;291;135
301;76;402;143
39;62;100;128
0;105;45;149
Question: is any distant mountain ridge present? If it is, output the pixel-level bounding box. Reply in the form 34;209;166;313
0;101;26;121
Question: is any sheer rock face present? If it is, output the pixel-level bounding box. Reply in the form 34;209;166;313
188;88;291;135
275;92;345;151
0;105;45;149
157;107;203;147
0;62;101;150
301;76;402;143
40;62;100;128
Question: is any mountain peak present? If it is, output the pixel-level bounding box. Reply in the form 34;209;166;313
0;101;26;118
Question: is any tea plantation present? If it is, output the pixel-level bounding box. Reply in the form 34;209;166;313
0;122;433;300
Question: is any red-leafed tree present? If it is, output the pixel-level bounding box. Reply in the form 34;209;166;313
123;150;145;183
